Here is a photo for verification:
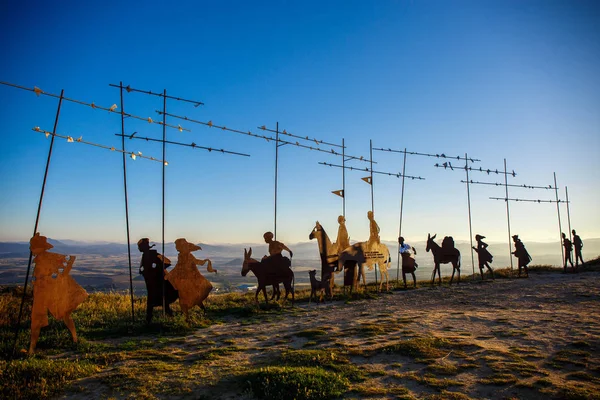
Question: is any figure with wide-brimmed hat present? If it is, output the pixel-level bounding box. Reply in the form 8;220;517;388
512;235;531;277
473;234;494;280
28;233;88;354
137;238;179;323
165;238;216;321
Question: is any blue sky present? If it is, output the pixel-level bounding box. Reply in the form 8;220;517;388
1;0;599;248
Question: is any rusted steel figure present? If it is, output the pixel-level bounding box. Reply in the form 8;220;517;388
399;236;418;288
473;234;494;280
137;238;179;323
29;233;88;354
242;247;294;306
512;235;531;278
165;238;215;321
308;269;327;303
426;233;461;285
572;229;584;267
562;233;574;271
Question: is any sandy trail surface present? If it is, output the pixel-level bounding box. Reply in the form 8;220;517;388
66;270;600;399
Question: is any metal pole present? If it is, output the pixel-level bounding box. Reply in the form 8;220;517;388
396;148;407;283
274;122;279;240
566;187;572;243
12;90;65;357
554;172;564;267
162;89;167;317
504;159;513;271
465;153;475;276
342;138;346;218
370;140;377;291
120;82;135;323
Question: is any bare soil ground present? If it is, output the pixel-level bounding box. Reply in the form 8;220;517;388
64;270;600;400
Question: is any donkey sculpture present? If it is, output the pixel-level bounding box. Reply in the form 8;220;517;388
242;248;294;306
426;233;461;285
309;221;392;291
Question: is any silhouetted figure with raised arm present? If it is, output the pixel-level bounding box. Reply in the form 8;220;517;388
137;238;179;324
562;233;574;271
572;229;584;267
512;235;531;278
399;236;418;288
28;233;88;354
473;234;494;280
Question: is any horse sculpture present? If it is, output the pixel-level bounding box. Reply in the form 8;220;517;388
309;221;392;291
242;248;294;306
426;233;461;285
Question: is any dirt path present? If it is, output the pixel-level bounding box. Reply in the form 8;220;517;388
66;271;600;399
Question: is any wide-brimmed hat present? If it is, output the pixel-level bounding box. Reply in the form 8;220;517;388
512;235;519;240
475;234;485;240
174;238;201;253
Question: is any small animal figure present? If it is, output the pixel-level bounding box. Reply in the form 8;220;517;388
309;270;325;303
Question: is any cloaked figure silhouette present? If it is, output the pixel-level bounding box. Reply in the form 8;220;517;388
28;233;88;354
399;236;418;288
473;234;494;280
165;238;215;321
562;233;574;271
572;229;584;267
512;235;531;277
137;238;179;323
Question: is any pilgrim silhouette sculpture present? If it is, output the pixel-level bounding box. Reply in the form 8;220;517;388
512;235;531;277
336;215;350;256
263;231;293;261
28;233;88;354
399;236;418;288
562;233;574;271
572;229;584;267
473;234;494;280
137;238;179;323
165;238;215;321
367;211;380;246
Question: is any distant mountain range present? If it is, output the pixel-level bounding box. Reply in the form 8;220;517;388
2;237;598;262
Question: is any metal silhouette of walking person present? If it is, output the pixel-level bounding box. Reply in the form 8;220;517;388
473;234;494;280
572;229;584;267
562;233;574;271
398;236;418;288
512;235;531;278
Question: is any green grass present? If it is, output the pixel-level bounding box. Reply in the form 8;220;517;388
247;366;350;400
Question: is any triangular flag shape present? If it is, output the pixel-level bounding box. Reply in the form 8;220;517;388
361;176;372;185
332;190;344;198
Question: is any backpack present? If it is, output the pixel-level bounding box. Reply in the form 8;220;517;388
442;236;455;251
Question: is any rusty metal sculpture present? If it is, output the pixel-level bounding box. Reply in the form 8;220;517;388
308;270;327;303
473;234;494;280
512;235;531;278
426;233;461;285
165;238;215;321
28;233;88;354
399;236;418;288
137;238;179;323
242;247;294;306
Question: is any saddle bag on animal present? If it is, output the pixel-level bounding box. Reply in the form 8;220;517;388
442;236;455;252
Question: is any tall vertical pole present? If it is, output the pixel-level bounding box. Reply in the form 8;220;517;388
370;140;377;290
396;148;407;283
162;89;167;317
554;172;564;267
465;153;475;276
12;90;65;357
504;159;513;271
274;122;279;240
120;82;135;323
342;138;346;218
566;187;572;243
